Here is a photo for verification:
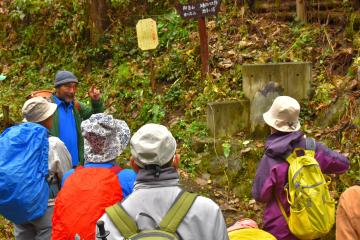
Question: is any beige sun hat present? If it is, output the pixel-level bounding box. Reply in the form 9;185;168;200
130;123;176;168
22;96;57;123
263;96;301;132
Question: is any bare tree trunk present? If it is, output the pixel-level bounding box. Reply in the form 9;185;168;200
87;0;109;46
296;0;307;23
352;0;360;10
2;105;12;129
247;0;255;12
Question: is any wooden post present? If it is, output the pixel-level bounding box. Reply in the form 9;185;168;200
198;17;209;79
296;0;307;23
149;55;156;91
176;1;221;79
136;18;159;90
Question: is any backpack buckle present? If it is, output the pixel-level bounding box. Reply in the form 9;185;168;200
295;149;305;157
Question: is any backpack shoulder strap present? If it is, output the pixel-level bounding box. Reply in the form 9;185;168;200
159;191;198;234
110;165;123;175
105;203;138;238
288;137;316;163
276;196;289;224
74;166;84;171
305;137;316;151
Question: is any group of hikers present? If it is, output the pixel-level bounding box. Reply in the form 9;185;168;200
0;70;358;240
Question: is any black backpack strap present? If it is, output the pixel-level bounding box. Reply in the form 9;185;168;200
159;191;198;234
46;171;61;199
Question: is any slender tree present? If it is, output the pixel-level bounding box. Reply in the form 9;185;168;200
296;0;307;22
87;0;110;46
352;0;360;10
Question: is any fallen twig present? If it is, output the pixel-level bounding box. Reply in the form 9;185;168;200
323;27;334;53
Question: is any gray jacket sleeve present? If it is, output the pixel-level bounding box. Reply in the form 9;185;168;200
48;136;72;181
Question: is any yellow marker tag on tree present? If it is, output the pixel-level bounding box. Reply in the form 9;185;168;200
136;18;159;51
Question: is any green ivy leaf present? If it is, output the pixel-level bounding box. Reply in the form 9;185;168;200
222;142;231;159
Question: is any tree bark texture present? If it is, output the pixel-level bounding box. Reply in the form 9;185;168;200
2;105;12;129
296;0;307;22
353;0;360;10
87;0;109;46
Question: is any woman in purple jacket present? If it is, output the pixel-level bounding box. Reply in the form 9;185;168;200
252;96;349;240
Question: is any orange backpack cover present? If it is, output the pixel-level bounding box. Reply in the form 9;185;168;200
52;167;123;240
27;90;81;111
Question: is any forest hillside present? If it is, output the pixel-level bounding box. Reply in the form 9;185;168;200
1;1;360;239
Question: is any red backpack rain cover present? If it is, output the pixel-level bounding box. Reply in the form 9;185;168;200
52;166;123;240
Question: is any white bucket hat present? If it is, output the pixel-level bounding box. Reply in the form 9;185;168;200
22;96;57;123
263;96;301;132
130;123;176;168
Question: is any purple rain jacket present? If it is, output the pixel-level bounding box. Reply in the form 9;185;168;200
252;131;349;240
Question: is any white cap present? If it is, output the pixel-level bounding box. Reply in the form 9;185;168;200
263;96;301;132
22;96;57;123
130;124;176;167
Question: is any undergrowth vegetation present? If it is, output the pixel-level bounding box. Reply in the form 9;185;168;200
1;0;360;172
1;0;360;237
1;0;359;174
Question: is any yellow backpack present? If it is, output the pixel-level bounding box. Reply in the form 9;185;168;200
228;229;276;240
277;138;335;239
